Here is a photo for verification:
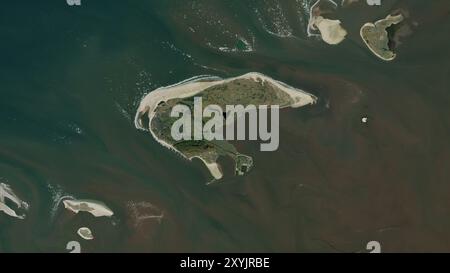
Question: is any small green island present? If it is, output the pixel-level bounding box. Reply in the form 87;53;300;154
77;227;94;240
135;73;317;180
360;14;405;61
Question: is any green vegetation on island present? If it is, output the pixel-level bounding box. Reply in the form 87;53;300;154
151;78;295;179
135;73;317;180
360;14;405;61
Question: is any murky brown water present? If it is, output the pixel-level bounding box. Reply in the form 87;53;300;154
0;0;449;252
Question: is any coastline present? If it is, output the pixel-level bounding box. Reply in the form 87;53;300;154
63;199;114;217
360;23;396;61
360;14;405;61
195;156;223;180
0;183;28;219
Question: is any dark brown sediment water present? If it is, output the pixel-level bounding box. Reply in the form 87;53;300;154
0;0;450;252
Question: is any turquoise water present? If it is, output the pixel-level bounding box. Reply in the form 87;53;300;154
1;0;450;252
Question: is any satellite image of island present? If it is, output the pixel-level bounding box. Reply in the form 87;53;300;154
1;0;450;254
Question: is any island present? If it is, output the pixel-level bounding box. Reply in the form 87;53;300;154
0;183;29;219
135;72;317;180
63;199;114;217
360;13;405;61
308;0;347;45
77;227;94;240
